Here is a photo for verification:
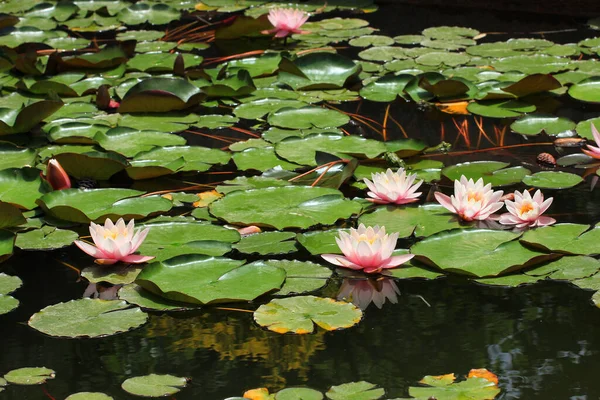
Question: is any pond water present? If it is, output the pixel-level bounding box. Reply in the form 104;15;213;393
3;1;600;399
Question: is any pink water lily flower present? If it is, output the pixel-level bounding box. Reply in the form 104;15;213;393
321;224;414;274
74;218;154;265
364;168;423;205
499;190;555;228
434;175;504;221
337;278;400;310
582;123;600;159
261;8;309;38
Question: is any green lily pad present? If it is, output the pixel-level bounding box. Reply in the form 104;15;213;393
409;374;500;400
510;114;575;136
266;260;332;296
326;381;384;400
0;273;21;315
0;98;63;135
358;46;406;62
254;295;362;334
118;113;198;133
233;146;301;172
193;114;239;129
121;374;187;397
296;229;348;255
0;27;66;48
476;274;542;287
233;231;297;255
491;55;573;74
423;26;479;39
234;98;307;120
358;204;467;239
575;117;600;139
276;388;323;400
416;51;470;67
82;265;144;285
277;53;360;90
66;393;114;400
3;367;55;385
350;35;394;47
520;223;600;255
0;168;49;210
37;188;172;223
568;77;600;103
118;284;196;311
201;69;255;98
524;256;600;281
95;127;186;157
210;186;362;230
0;143;36;171
359;74;413;102
127;146;230;179
119;77;204;113
501;74;562;98
521;171;583;189
467;99;536;118
15;226;78;250
0;201;25;228
136;220;240;261
216;176;292;194
411;229;549;277
0;231;15;261
135;255;284;305
442;161;530;186
117;3;180;25
127;52;202;73
227;53;281;77
25;2;79;21
275;133;385;166
268;107;349;129
28;298;148;338
58;45;128;69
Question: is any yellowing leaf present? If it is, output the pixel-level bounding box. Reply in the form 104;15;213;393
243;388;273;400
468;368;499;385
193;190;222;208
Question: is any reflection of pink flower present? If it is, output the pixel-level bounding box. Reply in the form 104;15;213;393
364;168;423;205
434;175;504;221
74;218;154;265
261;8;309;38
321;224;413;274
337;278;400;310
499;190;555;228
42;159;71;191
583;123;600;159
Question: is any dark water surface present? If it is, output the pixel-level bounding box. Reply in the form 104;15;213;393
3;3;600;399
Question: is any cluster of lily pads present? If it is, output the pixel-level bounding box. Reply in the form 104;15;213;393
0;367;501;400
0;2;599;396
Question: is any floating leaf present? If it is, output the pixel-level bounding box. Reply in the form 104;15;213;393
268;107;349;129
95;127;186;158
65;393;114;400
28;298;148;338
119;78;204;113
0;273;21;315
276;388;323;400
82;265;144;285
296;229;348;255
234;98;307;120
121;374;187;397
118;284;195;311
277;53;360;90
409;372;500;400
467;99;535;118
491;55;573;75
442;161;530;186
210;186;362;230
3;367;55;385
15;226;78;250
521;171;583;189
510;114;575;136
233;231;297;255
358;204;467;239
568;77;600;103
411;229;549;277
117;3;180;25
520;223;600;255
136;255;285;305
0;99;63;135
524;256;600;281
359;74;412;102
0;168;49;210
326;381;384;400
254;295;362;334
0;202;26;228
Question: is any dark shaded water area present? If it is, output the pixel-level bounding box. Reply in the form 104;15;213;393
4;2;600;399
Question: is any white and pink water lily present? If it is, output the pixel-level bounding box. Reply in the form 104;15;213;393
435;175;504;221
74;218;154;265
364;168;423;205
321;224;413;274
582;123;600;159
261;8;310;38
499;189;555;228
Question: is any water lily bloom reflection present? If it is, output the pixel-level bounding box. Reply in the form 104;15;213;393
74;218;154;265
321;224;413;274
434;175;504;221
337;278;401;310
582;123;600;159
261;8;309;38
43;159;71;190
499;190;555;228
364;168;423;205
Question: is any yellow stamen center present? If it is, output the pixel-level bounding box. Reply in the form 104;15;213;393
519;201;535;215
467;190;483;202
358;234;378;244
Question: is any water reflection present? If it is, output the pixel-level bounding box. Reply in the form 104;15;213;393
337;277;401;310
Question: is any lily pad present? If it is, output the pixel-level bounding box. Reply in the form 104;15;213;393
82;265;144;285
234;98;307;120
411;229;549;277
359;74;413;102
28;299;148;338
254;295;362;334
37;188;172;223
119;77;204;113
442;161;530;186
117;3;180;25
3;367;55;385
233;146;301;172
118;284;195;311
296;229;349;255
95;127;186;157
491;55;573;75
0;168;49;210
358;204;467;239
267;260;332;296
210;186;362;230
521;171;583;189
467;99;536;118
233;231;297;255
276;388;323;400
66;393;114;400
568;77;600;103
524;256;600;281
0;98;63;135
326;381;384;400
135;255;284;305
409;374;500;400
510;114;575;136
277;53;360;90
121;374;187;397
0;273;21;315
268;107;349;129
520;223;600;255
0;202;26;228
15;226;78;250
